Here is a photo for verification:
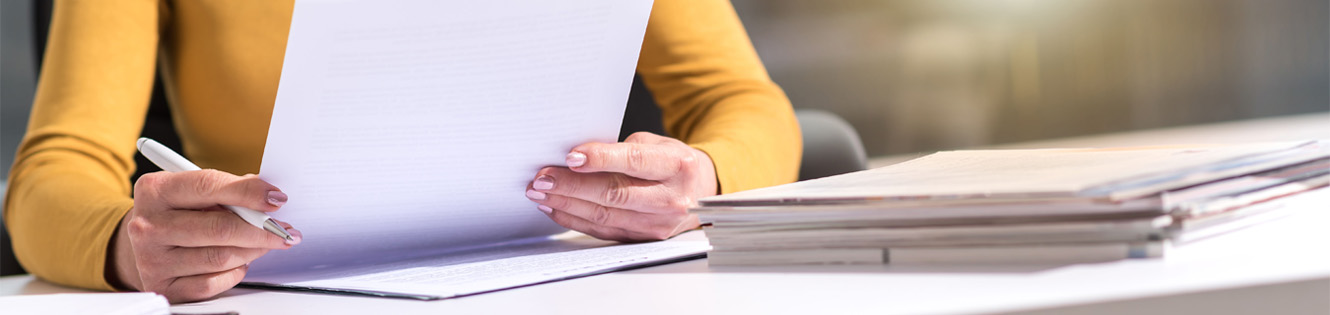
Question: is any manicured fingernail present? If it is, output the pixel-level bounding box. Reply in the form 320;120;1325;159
537;205;553;214
285;228;303;245
267;191;288;206
526;189;546;200
533;175;555;190
566;152;587;167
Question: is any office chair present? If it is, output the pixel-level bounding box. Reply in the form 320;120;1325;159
0;2;867;276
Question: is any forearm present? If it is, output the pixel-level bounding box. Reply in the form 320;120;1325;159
636;0;802;193
655;66;802;193
5;148;135;291
5;0;160;290
684;91;801;194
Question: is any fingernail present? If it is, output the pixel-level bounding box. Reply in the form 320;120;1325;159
285;229;303;246
526;189;546;200
533;175;555;190
566;152;587;167
267;191;288;206
537;205;553;214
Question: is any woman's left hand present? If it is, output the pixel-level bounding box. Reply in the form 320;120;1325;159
525;132;717;242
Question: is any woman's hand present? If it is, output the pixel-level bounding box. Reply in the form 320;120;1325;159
525;132;717;242
109;170;301;303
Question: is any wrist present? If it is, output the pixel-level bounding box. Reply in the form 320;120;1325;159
690;147;720;197
105;209;142;291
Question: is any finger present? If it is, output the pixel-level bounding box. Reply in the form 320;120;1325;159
566;142;692;180
160;264;250;303
138;170;286;212
273;219;304;245
530;191;671;232
157;246;268;278
149;210;294;249
531;168;692;213
543;207;654;242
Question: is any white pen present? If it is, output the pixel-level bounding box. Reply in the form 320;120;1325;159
136;137;295;242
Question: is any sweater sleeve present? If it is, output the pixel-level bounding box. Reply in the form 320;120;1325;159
636;0;802;193
3;0;160;291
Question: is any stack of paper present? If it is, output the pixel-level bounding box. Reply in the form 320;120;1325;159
695;141;1330;265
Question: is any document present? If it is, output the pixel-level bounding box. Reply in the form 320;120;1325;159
707;241;1163;266
0;293;168;315
240;0;705;299
697;141;1327;266
701;141;1327;205
244;231;708;299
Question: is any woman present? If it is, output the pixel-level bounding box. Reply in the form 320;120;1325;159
4;0;799;302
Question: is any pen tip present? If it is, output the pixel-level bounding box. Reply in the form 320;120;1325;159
136;138;148;151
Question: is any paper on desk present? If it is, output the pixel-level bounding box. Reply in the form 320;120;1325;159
244;231;711;300
0;293;168;315
701;141;1326;205
249;0;653;275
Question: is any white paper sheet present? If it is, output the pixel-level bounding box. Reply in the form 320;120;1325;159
0;293;169;315
246;231;710;299
249;0;655;276
702;141;1327;205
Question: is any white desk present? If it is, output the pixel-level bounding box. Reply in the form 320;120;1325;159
3;113;1329;314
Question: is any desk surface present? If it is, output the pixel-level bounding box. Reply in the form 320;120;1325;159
3;113;1329;314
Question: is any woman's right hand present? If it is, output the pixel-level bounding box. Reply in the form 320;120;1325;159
109;169;301;303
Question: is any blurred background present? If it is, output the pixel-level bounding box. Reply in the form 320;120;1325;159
0;0;1326;276
2;0;1329;175
732;0;1328;158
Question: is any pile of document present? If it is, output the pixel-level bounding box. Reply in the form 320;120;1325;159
695;141;1329;265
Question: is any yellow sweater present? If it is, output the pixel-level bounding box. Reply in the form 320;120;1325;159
5;0;800;291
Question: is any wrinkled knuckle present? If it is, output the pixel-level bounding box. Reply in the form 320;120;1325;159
193;170;226;198
592;205;615;226
202;247;227;270
603;179;633;207
207;215;236;242
626;147;648;171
